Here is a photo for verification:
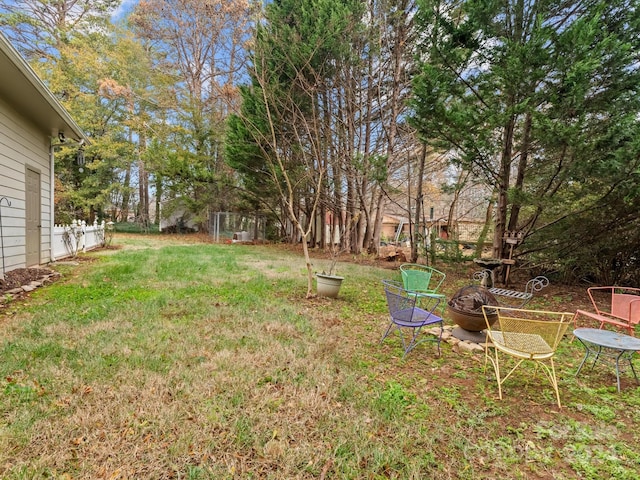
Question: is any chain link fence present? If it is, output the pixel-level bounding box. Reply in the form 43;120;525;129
209;212;267;243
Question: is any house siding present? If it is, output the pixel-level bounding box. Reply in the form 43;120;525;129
0;96;52;273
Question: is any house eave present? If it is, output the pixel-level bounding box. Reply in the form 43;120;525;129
0;32;87;143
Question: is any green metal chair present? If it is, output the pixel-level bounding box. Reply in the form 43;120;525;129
400;263;447;315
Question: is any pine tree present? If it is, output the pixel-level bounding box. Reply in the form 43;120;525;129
411;0;640;282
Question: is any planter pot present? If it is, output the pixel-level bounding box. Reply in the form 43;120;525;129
316;274;344;298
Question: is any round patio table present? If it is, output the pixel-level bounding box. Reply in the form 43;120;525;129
573;328;640;392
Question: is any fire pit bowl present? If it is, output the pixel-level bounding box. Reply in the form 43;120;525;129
447;285;499;332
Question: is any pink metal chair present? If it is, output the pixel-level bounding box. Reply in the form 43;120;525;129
573;286;640;336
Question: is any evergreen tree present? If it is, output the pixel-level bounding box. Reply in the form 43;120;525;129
226;0;365;296
411;0;640;282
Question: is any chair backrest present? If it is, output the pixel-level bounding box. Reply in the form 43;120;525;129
483;306;573;353
472;269;491;286
612;293;640;325
400;264;445;294
524;276;550;295
383;279;418;322
382;279;442;324
588;287;640;324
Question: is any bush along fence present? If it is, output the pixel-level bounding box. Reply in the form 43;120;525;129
52;220;108;260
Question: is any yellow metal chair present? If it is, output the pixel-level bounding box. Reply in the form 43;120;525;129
481;306;573;408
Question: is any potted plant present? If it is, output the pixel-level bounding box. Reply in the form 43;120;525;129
315;246;344;298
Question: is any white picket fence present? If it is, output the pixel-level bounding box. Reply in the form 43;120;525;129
52;220;106;260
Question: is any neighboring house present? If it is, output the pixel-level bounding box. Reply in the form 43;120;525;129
382;213;488;245
0;33;87;279
381;214;411;244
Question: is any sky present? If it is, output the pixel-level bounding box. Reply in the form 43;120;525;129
111;0;139;22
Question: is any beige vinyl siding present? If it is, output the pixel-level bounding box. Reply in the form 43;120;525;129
0;96;52;272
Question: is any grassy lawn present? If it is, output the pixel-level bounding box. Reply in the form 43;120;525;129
1;234;639;479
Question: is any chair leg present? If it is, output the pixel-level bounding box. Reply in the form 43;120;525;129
381;319;443;358
506;359;562;408
485;347;503;400
494;352;503;400
486;352;563;406
379;322;395;345
550;362;562;409
535;359;562;408
403;324;432;357
402;323;443;358
384;325;418;358
394;326;413;356
570;312;580;342
500;358;527;385
403;327;422;357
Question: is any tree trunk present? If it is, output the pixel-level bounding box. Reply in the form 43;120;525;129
508;112;532;232
411;145;427;263
120;165;131;222
494;112;517;259
475;192;495;259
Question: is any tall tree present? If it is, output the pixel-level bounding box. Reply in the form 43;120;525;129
0;0;120;61
130;0;255;229
50;28;165;222
412;0;640;281
227;0;424;260
93;29;175;224
367;0;419;255
227;0;365;297
0;1;156;223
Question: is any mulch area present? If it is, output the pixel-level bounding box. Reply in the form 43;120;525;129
0;268;51;292
0;267;61;305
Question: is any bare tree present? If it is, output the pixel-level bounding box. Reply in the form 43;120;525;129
369;0;418;255
130;0;255;223
227;0;370;297
239;53;327;297
0;0;120;60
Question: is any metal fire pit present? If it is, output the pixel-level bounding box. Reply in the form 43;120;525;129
448;285;499;342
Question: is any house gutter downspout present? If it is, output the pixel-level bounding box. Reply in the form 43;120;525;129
49;145;56;262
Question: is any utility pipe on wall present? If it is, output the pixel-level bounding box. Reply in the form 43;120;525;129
0;195;11;277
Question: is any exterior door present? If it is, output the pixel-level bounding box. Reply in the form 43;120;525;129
25;167;41;267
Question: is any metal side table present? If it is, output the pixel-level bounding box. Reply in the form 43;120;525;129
573;328;640;392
